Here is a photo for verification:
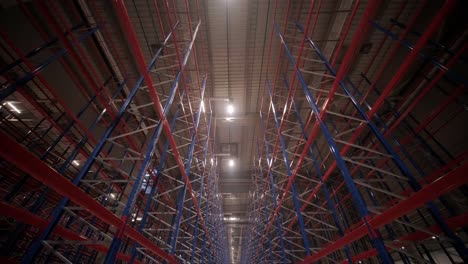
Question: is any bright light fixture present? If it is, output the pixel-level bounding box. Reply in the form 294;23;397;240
72;160;80;166
227;103;234;114
223;217;239;221
110;193;116;199
201;101;205;113
7;102;21;114
228;159;234;167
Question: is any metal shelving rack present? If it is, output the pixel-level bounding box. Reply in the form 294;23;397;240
243;0;467;263
0;1;226;263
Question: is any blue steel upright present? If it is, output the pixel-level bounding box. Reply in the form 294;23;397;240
274;21;393;263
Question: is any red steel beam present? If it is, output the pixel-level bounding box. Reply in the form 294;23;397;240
341;213;468;263
255;1;384;257
0;202;142;264
18;1;177;217
303;0;422;202
367;0;456;118
283;0;457;236
112;0;213;250
0;24;138;200
358;0;426;107
254;3;313;258
300;160;468;263
0;132;177;263
386;43;467;134
286;151;466;253
279;0;360;229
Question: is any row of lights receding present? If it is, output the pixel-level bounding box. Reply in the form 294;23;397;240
226;103;236;167
223;217;239;221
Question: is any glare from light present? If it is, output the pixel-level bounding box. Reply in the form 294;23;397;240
223;217;239;221
431;236;437;240
201;101;205;113
228;159;234;167
72;160;80;166
211;158;214;165
225;117;233;121
227;103;234;114
401;246;405;250
110;193;116;199
7;102;21;114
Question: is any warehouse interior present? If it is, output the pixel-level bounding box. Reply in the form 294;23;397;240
0;0;467;263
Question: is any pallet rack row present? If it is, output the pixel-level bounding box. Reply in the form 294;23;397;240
242;0;467;263
0;0;227;263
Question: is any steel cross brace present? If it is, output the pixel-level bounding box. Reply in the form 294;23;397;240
112;1;215;253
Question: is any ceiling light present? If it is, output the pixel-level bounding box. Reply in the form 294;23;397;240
109;193;116;199
431;236;437;239
401;246;405;250
201;101;205;113
227;103;234;114
228;159;234;167
72;160;80;166
6;102;21;114
225;117;233;121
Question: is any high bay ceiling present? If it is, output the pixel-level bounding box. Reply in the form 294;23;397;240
0;0;467;263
